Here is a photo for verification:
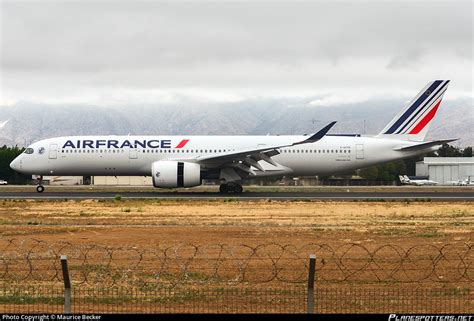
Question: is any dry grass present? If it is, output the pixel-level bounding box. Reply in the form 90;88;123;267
0;199;471;244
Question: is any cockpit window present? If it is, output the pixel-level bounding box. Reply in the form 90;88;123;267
24;148;34;154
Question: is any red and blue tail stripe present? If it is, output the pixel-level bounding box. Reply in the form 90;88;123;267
381;80;449;138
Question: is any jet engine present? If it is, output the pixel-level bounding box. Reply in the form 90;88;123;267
151;161;201;188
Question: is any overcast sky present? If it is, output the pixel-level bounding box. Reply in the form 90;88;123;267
0;0;472;105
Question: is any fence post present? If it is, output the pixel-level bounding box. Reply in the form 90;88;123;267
307;254;316;314
60;255;72;314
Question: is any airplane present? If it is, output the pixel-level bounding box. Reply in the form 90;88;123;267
10;80;457;194
398;175;438;186
447;176;474;186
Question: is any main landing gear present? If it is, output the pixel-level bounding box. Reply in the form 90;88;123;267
36;176;44;193
219;182;243;194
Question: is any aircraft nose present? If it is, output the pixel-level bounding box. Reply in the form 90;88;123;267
10;157;21;172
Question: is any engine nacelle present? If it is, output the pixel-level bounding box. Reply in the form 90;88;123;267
151;161;201;188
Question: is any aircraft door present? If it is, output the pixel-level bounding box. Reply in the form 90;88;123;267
129;149;138;159
355;144;364;159
48;144;58;159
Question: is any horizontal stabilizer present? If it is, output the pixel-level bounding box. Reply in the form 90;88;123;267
394;139;458;151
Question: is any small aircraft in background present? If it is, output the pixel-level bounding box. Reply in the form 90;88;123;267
447;176;474;186
399;175;438;186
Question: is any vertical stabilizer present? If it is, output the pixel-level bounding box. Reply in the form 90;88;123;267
377;80;450;141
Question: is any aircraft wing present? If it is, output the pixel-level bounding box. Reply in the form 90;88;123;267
194;121;337;175
393;139;458;151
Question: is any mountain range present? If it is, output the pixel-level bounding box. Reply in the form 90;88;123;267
0;96;472;147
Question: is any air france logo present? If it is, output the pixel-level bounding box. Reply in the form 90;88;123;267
62;139;190;149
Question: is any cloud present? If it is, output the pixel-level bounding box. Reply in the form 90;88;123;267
309;94;371;107
0;1;472;105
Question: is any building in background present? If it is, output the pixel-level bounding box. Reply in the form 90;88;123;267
41;176;152;186
42;176;84;185
416;157;474;185
92;176;152;186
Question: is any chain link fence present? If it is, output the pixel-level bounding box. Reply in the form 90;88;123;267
0;285;471;314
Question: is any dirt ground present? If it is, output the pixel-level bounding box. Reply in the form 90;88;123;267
0;199;472;313
0;199;472;246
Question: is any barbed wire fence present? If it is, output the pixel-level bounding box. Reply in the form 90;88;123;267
0;238;472;313
1;238;472;286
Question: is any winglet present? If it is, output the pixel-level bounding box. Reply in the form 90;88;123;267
293;121;337;145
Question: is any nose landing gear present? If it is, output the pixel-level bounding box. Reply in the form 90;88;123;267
219;182;243;194
35;176;44;193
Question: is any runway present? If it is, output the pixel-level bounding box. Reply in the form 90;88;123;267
0;190;472;201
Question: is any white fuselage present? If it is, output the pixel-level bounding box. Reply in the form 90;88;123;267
10;135;435;179
402;179;438;186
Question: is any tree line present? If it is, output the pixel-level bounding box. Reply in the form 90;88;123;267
358;144;473;181
0;146;29;184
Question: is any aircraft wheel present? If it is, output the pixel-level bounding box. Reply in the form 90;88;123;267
234;184;243;194
219;184;229;194
36;185;45;193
